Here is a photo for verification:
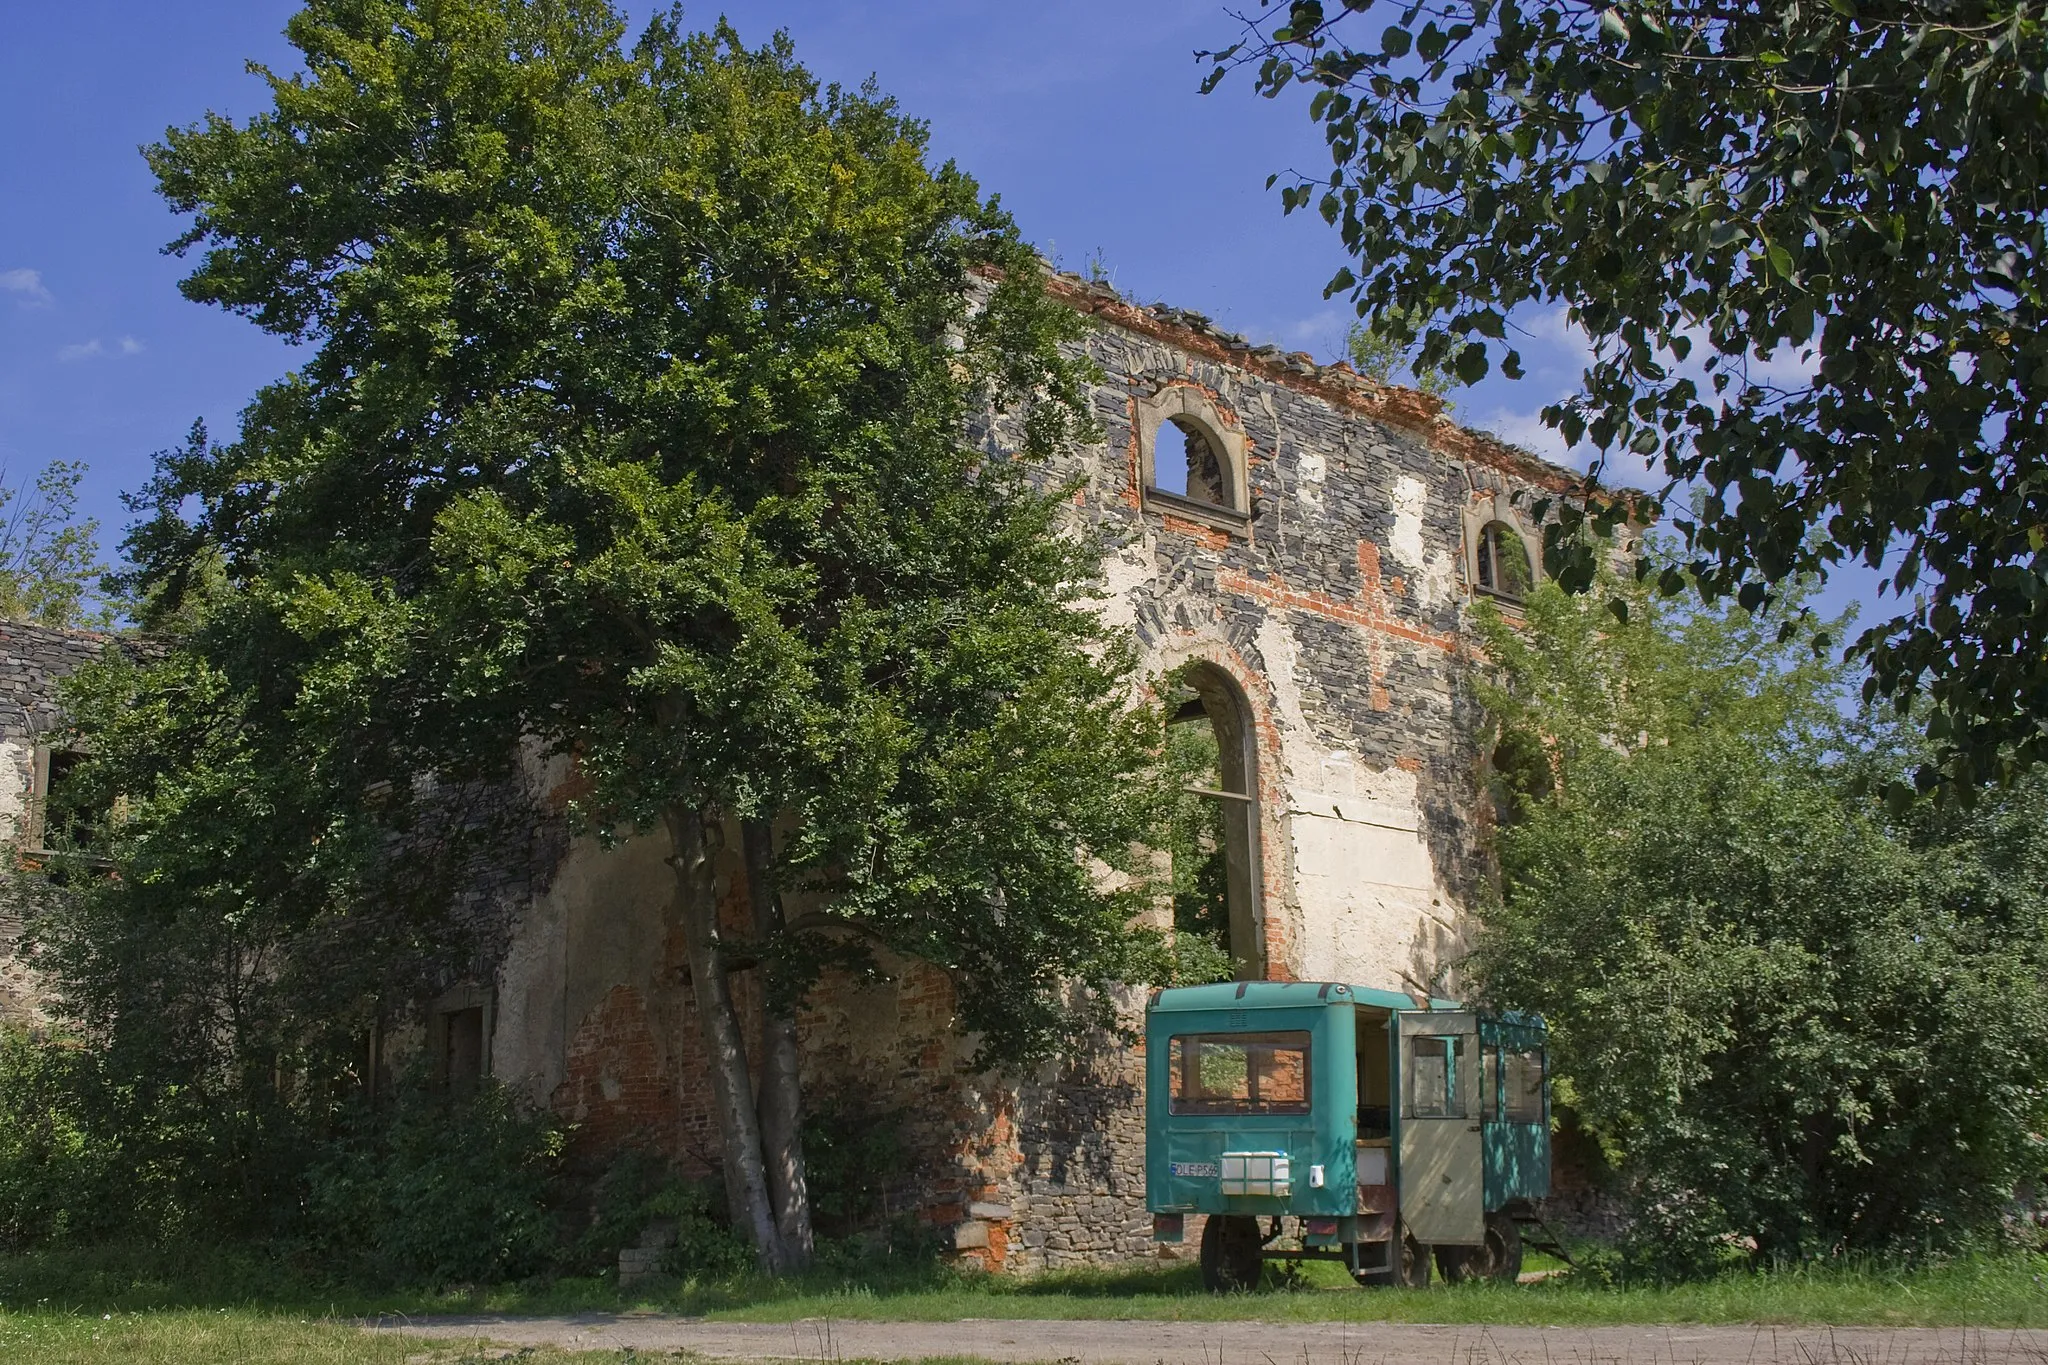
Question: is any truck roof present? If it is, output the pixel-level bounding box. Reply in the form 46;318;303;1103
1148;981;1452;1014
1148;982;1546;1033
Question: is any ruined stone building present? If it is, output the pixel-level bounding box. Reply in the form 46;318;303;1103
0;275;1580;1272
478;275;1579;1271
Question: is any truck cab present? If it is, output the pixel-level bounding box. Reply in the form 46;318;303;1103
1144;981;1549;1290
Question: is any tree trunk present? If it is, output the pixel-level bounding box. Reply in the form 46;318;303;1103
664;802;789;1272
743;818;815;1266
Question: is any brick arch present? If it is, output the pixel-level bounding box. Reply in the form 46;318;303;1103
1150;637;1295;981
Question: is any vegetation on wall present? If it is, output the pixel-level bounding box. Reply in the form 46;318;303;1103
1471;558;2048;1274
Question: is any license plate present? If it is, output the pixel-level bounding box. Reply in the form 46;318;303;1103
1170;1161;1220;1178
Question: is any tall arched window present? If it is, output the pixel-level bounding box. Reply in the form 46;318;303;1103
1474;520;1535;601
1164;664;1265;980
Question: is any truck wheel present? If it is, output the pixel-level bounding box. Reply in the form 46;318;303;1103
1394;1229;1432;1288
1350;1228;1430;1288
1438;1212;1523;1284
1199;1214;1264;1292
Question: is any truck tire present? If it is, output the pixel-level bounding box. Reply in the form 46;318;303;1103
1199;1214;1264;1292
1437;1211;1523;1284
1351;1227;1431;1288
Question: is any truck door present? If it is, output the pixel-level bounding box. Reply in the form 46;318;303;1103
1396;1010;1483;1245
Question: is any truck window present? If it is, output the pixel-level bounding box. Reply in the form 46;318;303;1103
1404;1034;1468;1119
1506;1049;1545;1122
1482;1045;1500;1121
1169;1032;1311;1115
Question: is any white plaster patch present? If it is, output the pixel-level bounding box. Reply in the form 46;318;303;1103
1255;615;1336;789
1289;762;1446;991
1093;542;1158;634
1387;474;1459;609
0;740;28;846
1294;446;1326;517
1389;475;1430;571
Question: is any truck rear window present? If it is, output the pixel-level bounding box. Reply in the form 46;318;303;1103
1169;1032;1312;1115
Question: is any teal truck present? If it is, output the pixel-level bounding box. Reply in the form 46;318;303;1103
1145;981;1550;1291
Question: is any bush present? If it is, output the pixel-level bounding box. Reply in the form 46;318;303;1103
0;1027;119;1249
302;1079;564;1288
575;1151;751;1281
1473;568;2048;1274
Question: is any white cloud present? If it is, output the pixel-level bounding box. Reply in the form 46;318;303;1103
1513;305;1595;374
56;336;143;362
0;269;52;305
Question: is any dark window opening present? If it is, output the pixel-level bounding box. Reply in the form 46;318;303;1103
1486;729;1551;830
1164;666;1263;979
1475;520;1535;600
1404;1033;1471;1119
1357;1012;1392;1139
1150;416;1231;509
1506;1049;1545;1122
32;748;117;876
443;1006;484;1098
1170;1031;1312;1115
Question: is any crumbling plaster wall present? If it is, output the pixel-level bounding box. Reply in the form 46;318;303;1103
484;278;1579;1270
1023;275;1572;997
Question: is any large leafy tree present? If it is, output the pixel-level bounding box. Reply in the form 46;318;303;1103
87;0;1166;1272
1206;0;2048;796
1471;566;2048;1267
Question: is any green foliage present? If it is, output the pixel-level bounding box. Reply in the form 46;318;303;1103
798;1098;907;1240
1343;312;1452;398
1207;0;2048;795
302;1080;564;1288
0;462;110;629
1158;720;1236;986
0;1029;118;1250
0;1027;564;1287
1469;559;2048;1272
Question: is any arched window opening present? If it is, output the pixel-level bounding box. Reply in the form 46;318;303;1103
1148;415;1233;510
1163;666;1265;980
1474;520;1535;601
1485;728;1551;831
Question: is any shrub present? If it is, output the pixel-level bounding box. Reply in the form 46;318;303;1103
1474;569;2048;1273
0;1027;116;1249
302;1079;564;1287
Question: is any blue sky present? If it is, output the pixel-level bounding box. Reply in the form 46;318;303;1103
0;2;1640;578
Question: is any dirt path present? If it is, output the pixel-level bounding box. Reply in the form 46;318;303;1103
369;1314;2048;1364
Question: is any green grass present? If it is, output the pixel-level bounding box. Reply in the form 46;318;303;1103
0;1309;628;1365
2;1242;2044;1333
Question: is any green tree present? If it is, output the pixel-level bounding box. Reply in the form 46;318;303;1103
1470;564;2048;1268
77;0;1169;1273
0;461;109;628
1206;1;2048;796
1344;309;1452;398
